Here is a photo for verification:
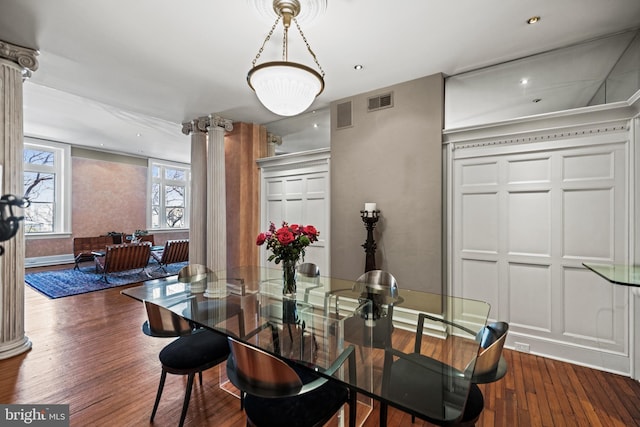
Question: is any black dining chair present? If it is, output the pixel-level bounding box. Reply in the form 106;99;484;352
379;313;489;427
331;270;401;360
468;321;509;384
226;337;357;427
144;300;230;427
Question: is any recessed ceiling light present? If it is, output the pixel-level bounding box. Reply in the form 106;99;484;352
354;64;363;70
520;78;528;85
313;123;319;128
136;133;142;137
527;16;540;24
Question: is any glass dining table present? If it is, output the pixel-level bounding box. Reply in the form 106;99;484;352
121;265;491;426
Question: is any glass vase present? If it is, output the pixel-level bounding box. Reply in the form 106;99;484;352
282;259;297;296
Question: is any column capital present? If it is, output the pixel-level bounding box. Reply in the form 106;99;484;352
182;115;234;134
208;114;234;132
181;117;208;135
267;133;282;145
266;133;282;157
0;41;38;74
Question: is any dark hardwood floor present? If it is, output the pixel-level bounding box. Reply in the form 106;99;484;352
2;266;640;426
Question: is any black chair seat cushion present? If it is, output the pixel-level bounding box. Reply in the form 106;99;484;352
159;329;229;371
242;362;349;427
386;353;482;425
460;384;484;424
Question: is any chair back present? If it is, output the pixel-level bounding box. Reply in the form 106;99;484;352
160;239;189;264
353;270;399;299
227;337;303;397
103;242;151;273
474;321;509;375
144;300;192;337
297;262;320;278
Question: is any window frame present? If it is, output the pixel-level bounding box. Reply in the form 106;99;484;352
23;138;72;237
147;158;190;231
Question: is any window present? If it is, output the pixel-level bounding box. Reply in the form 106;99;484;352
23;138;71;235
148;159;190;229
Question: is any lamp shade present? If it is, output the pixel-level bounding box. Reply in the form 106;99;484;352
248;61;324;116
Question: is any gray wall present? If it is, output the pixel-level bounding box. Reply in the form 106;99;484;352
330;73;444;292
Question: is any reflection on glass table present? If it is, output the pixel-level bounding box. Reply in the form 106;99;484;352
121;266;490;426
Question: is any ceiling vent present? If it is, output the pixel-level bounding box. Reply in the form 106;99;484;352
367;92;393;112
336;100;353;129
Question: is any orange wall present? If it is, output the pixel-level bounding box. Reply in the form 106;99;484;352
225;122;267;268
25;154;187;259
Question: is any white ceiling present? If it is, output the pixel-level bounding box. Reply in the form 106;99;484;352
1;0;639;163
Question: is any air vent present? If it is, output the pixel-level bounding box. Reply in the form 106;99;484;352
367;92;393;112
336;101;352;129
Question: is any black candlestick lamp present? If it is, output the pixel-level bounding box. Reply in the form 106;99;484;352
360;204;380;273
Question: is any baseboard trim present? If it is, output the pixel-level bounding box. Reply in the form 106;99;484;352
25;254;75;268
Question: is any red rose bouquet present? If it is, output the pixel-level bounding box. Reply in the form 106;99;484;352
256;221;319;265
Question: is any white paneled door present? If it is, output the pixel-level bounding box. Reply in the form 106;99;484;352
452;129;630;374
258;150;330;276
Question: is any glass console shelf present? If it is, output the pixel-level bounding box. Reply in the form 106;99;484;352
582;263;640;287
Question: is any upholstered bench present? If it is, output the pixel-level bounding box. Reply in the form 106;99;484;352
73;235;116;270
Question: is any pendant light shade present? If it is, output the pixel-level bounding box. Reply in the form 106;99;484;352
248;61;324;117
248;0;325;117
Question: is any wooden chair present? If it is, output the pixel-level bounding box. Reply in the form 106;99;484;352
94;242;151;283
226;337;357;427
151;239;189;272
145;301;230;427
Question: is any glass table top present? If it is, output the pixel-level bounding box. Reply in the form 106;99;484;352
121;265;491;425
583;263;640;287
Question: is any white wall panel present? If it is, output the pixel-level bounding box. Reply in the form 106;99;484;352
508;191;551;255
451;126;630;374
461;193;498;253
563;153;613;181
508;157;551;183
563;189;613;260
461;162;498;186
461;259;499;311
564;268;614;341
508;263;551;331
267;199;283;226
285;178;303;195
267;180;283;196
307;176;326;194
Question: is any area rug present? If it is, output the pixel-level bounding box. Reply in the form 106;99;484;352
25;261;188;299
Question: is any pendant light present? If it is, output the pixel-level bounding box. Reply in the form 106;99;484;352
248;0;325;117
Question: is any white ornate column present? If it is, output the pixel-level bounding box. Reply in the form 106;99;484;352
204;115;233;298
182;118;208;266
0;41;38;359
